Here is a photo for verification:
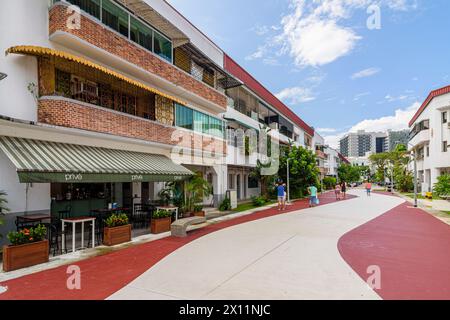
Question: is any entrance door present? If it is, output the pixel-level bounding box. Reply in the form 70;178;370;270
243;175;247;199
236;174;241;200
122;182;132;208
141;182;149;204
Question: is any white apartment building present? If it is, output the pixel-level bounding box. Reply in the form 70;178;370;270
313;132;327;179
324;146;340;177
408;86;450;194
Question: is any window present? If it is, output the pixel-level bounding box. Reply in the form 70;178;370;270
443;111;448;124
102;0;129;37
443;141;448;152
248;176;259;188
57;0;101;19
175;104;193;130
426;145;430;157
209;117;224;138
130;16;153;51
154;31;172;62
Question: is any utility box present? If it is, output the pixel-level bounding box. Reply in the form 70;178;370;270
227;190;238;209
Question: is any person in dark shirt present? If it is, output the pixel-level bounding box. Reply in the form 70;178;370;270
276;181;286;210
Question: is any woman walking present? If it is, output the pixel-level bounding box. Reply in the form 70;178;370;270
365;181;372;197
335;183;341;200
341;182;347;200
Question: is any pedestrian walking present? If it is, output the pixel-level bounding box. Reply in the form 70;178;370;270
365;181;372;197
341;182;347;200
276;181;286;210
308;184;318;207
335;184;341;200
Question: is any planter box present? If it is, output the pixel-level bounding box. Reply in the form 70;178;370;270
151;217;171;234
2;240;49;272
103;224;132;246
194;211;205;217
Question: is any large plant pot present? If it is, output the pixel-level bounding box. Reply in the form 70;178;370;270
103;224;132;246
194;210;205;217
151;217;171;234
2;240;49;272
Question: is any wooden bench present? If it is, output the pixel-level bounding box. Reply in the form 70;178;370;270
171;216;206;237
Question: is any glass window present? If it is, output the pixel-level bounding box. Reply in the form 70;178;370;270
154;31;173;62
60;0;101;19
443;111;448;124
130;16;153;51
193;111;209;134
175;104;193;130
209;117;224;138
102;0;129;38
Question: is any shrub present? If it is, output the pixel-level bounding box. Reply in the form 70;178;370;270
7;224;47;246
434;174;450;197
152;209;172;219
323;177;337;190
219;198;231;211
193;204;203;212
251;196;266;207
104;213;129;228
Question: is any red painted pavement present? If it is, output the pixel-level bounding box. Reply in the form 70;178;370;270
338;197;450;300
0;192;351;300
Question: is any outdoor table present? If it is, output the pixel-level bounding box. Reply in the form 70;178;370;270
61;217;96;253
16;213;51;223
16;213;51;230
156;206;179;220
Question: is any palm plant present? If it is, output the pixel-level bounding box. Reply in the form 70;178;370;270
0;190;10;239
184;175;212;213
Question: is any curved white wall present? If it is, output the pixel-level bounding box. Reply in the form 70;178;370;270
0;0;51;122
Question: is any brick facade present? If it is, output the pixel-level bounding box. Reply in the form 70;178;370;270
38;98;226;155
49;4;227;109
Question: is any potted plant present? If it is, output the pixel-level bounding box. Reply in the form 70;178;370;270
184;175;212;216
3;224;48;272
151;209;172;234
0;190;10;240
103;213;131;246
193;204;205;217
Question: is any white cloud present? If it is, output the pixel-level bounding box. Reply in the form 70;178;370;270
247;0;418;67
318;128;337;133
275;86;316;104
323;101;420;149
349;101;420;132
351;67;381;79
353;91;371;101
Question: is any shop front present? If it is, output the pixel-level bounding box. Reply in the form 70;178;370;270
0;136;193;219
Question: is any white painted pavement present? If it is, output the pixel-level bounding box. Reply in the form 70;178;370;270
108;190;405;300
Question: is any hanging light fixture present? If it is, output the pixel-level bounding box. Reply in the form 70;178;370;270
0;72;7;81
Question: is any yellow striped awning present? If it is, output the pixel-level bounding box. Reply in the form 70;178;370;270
5;45;186;105
0;136;193;183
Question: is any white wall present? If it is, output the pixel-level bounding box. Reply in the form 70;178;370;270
0;0;51;122
0;151;50;214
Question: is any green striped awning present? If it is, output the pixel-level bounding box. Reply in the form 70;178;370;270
0;136;193;183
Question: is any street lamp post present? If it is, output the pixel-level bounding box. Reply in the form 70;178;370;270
407;142;418;208
286;158;290;204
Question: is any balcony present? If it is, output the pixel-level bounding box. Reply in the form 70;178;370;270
409;128;430;148
49;2;227;109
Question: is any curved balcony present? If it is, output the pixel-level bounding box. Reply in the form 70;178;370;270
38;97;226;155
409;129;430;148
48;3;227;110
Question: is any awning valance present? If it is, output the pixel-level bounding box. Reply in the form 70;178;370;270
0;136;193;183
5;45;186;105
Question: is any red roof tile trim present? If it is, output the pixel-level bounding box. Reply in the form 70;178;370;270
409;85;450;127
223;53;315;136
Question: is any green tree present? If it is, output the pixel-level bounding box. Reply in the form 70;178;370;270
338;164;361;183
434;174;450;197
250;159;277;199
278;145;319;198
369;153;390;183
323;177;337;190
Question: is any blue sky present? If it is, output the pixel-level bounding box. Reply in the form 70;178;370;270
167;0;450;148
